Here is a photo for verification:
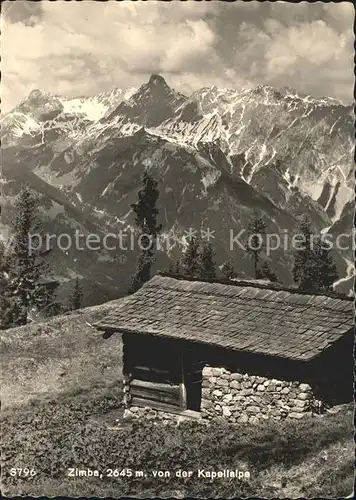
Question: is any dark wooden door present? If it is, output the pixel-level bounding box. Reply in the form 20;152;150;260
182;344;203;412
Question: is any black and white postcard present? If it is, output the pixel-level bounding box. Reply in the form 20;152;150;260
1;1;354;498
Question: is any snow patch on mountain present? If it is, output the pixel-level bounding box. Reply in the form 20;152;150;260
59;87;137;121
2;75;353;241
61;98;107;121
40;201;66;219
1;86;138;148
75;192;83;204
333;258;355;293
201;170;220;197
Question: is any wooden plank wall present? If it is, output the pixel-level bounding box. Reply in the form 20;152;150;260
123;333;186;411
130;379;184;410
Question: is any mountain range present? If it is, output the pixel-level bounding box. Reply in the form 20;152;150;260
1;74;354;303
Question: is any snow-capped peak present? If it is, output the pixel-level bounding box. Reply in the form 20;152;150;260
58;87;137;121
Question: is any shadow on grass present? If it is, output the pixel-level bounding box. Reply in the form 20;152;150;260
1;390;353;498
221;407;353;470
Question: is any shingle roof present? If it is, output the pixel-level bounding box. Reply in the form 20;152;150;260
95;276;354;361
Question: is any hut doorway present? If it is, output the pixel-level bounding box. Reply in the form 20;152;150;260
123;333;202;413
182;344;203;412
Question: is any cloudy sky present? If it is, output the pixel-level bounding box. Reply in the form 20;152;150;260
1;1;354;112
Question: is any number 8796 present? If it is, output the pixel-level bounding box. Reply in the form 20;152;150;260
9;468;37;477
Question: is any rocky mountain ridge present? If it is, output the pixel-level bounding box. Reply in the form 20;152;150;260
1;75;353;300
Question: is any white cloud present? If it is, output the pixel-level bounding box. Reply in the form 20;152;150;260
1;0;353;113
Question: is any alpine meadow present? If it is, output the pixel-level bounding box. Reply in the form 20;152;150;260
1;1;354;498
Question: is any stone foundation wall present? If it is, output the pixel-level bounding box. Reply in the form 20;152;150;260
123;367;321;424
122;375;203;425
123;406;203;425
201;366;320;423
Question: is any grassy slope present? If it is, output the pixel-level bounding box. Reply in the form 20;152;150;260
0;298;125;408
1;303;354;498
2;391;354;498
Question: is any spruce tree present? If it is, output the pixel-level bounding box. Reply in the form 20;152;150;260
36;281;61;318
311;239;338;292
6;187;45;325
0;241;12;329
3;187;57;327
174;259;181;276
197;242;216;281
181;236;200;278
0;240;8;296
129;252;151;293
292;215;315;290
292;216;338;292
246;213;266;278
165;258;181;276
131;171;162;237
69;277;84;310
257;261;279;283
128;171;162;293
167;260;175;274
221;259;236;280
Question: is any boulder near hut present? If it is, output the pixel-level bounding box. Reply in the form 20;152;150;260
95;275;354;424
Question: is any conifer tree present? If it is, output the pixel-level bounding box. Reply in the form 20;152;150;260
1;187;58;327
221;260;236;280
292;216;338;292
197;242;216;281
167;260;175;274
181;236;200;278
311;238;338;292
69;277;84;310
0;241;12;329
6;187;46;325
174;259;181;276
257;261;279;283
165;258;181;276
0;240;9;295
292;215;315;290
246;213;266;278
35;281;61;318
129;252;151;293
128;171;162;293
